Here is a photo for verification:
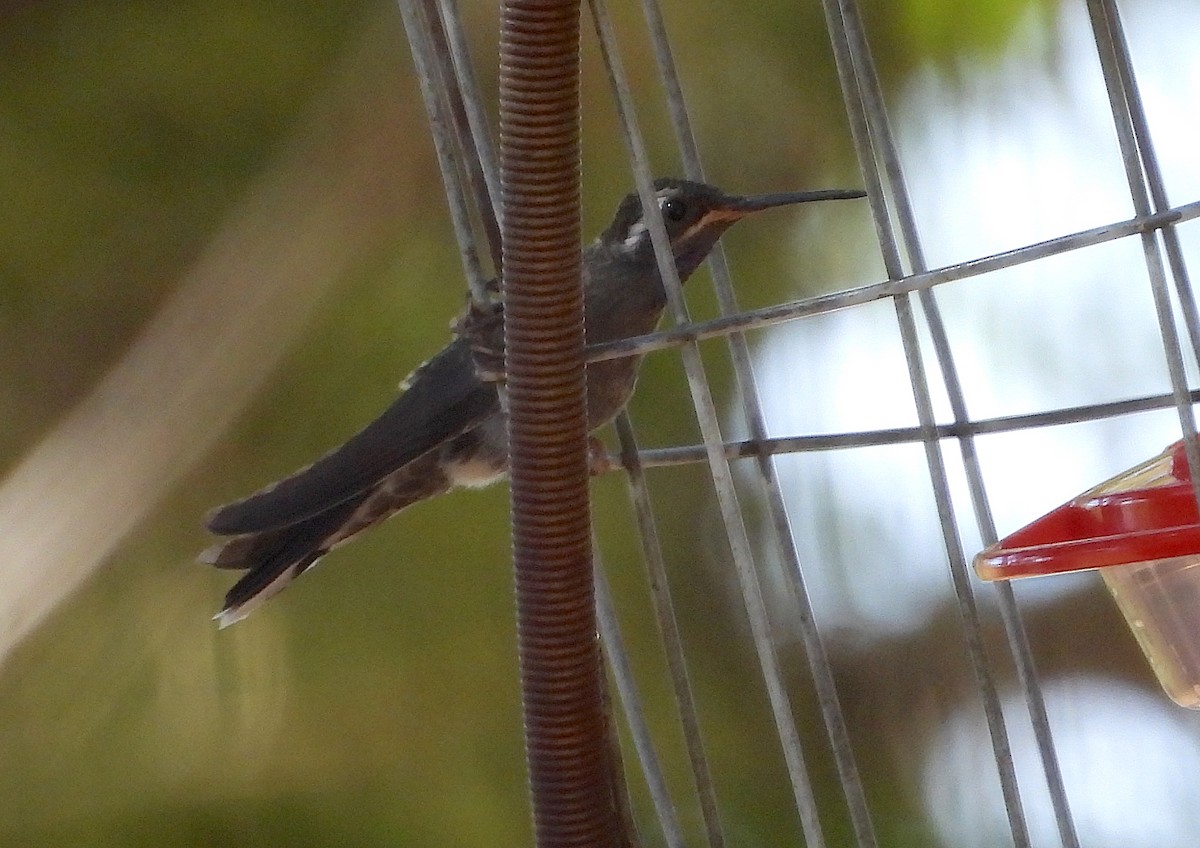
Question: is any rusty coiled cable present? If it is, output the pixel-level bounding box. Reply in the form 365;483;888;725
499;1;622;845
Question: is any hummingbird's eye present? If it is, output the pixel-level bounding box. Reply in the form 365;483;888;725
661;197;686;222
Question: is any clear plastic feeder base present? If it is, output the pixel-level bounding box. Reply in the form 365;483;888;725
1101;555;1200;709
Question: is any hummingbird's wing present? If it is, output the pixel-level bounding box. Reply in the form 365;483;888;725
206;336;499;536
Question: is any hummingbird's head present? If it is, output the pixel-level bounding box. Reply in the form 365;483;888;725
600;177;865;281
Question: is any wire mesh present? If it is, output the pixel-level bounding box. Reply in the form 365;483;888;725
405;0;1200;845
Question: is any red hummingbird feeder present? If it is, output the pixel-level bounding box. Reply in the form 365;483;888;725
974;439;1200;708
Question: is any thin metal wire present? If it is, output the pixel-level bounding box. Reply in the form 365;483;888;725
833;2;1082;844
430;0;504;263
608;388;1200;471
419;0;502;274
598;669;648;848
587;0;827;843
823;1;1036;845
636;0;878;844
1088;4;1200;368
1086;0;1200;512
610;17;732;846
585;199;1200;365
395;0;491;307
612;411;727;848
594;546;687;848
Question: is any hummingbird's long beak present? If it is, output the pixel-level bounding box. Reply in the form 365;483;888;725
727;187;867;213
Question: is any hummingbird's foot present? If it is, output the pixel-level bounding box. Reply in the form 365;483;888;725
451;286;506;385
588;436;619;476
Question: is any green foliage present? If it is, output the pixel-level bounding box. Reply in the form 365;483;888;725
0;0;368;453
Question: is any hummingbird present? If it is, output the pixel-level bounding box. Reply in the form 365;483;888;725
202;177;864;626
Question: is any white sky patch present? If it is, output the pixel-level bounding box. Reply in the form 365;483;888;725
921;677;1200;848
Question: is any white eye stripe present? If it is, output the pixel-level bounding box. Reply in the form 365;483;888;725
620;190;682;253
622;220;647;252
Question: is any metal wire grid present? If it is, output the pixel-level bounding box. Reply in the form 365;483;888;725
401;0;1199;845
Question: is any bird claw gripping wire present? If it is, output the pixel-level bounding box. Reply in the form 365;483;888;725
452;281;506;387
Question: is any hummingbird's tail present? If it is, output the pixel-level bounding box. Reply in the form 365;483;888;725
201;495;364;628
203;453;452;627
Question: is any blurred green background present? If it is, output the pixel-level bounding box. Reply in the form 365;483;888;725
0;1;1142;846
